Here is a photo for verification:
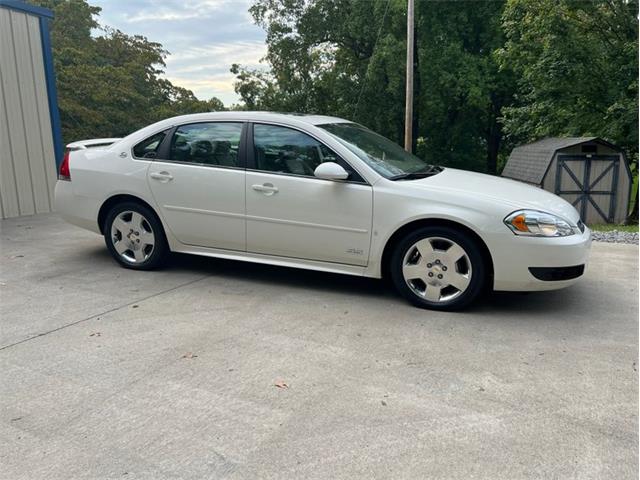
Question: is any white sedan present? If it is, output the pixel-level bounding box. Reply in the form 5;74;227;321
55;112;592;310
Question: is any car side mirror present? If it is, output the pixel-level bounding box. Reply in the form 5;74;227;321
314;162;349;181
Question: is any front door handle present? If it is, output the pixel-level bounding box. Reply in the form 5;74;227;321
252;183;278;195
150;171;173;182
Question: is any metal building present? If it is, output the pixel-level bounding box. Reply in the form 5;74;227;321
0;0;62;219
502;137;632;224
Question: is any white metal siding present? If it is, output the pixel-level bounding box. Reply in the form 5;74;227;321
0;7;57;219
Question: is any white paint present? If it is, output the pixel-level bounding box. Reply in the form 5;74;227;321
55;112;592;292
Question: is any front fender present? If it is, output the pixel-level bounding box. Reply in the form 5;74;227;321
365;184;505;278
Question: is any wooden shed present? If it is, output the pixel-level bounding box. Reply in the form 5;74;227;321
502;137;632;224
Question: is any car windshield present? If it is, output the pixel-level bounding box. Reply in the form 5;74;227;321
318;122;440;179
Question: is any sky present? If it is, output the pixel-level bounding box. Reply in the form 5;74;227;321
91;0;268;106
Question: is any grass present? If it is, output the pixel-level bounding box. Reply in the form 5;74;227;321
588;223;639;233
589;173;638;233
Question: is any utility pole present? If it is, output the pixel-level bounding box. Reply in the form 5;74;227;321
404;0;414;153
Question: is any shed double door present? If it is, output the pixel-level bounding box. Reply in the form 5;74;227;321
555;155;619;223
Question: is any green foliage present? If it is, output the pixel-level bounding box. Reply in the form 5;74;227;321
233;0;638;178
498;0;638;161
30;0;638;184
30;0;226;143
498;0;638;221
234;0;409;141
232;0;514;172
415;1;515;172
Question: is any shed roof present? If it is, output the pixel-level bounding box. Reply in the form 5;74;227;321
501;137;611;185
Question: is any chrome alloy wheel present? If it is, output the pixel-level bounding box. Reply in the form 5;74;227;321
110;211;155;264
402;236;472;303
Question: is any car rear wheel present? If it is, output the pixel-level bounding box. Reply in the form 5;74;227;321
390;226;486;310
104;202;168;270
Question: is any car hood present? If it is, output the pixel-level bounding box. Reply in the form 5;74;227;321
404;168;581;224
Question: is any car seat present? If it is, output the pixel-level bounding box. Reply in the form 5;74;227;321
191;140;214;164
213;141;234;166
172;136;190;162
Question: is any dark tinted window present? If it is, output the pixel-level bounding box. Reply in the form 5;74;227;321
133;132;166;158
169;122;243;167
253;124;341;177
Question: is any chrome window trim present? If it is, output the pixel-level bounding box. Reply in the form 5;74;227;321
244;168;370;186
148;158;246;172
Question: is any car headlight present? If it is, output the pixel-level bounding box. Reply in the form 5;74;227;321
504;210;577;237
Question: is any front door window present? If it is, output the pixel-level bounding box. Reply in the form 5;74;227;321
253;124;351;178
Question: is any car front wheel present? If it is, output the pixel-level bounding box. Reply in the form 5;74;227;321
390;226;486;310
104;202;168;270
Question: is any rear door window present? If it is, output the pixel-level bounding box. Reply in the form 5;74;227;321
169;122;243;167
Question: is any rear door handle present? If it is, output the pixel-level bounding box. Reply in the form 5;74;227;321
252;183;278;195
150;171;173;182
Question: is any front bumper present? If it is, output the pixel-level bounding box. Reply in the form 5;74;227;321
491;226;592;292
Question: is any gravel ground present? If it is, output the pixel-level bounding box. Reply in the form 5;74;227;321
592;230;639;245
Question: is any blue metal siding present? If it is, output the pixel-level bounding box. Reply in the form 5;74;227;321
0;0;53;19
38;16;63;166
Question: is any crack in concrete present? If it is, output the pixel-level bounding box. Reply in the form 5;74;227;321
0;275;209;351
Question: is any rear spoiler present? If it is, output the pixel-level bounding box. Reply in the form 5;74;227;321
65;138;122;151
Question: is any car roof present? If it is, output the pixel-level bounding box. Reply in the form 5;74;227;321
156;111;350;128
247;111;351;125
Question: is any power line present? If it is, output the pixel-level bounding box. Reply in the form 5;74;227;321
353;0;392;121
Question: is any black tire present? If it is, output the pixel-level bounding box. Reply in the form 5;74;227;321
390;226;486;311
103;201;168;270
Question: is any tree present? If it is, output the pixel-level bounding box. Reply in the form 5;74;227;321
30;0;226;143
413;1;515;172
233;0;515;173
498;0;638;221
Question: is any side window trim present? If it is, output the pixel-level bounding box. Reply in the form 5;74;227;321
246;122;368;185
245;122;256;169
238;121;249;169
150;121;248;170
156;127;174;160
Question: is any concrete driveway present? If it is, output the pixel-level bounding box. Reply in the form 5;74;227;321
1;214;637;479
